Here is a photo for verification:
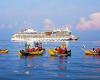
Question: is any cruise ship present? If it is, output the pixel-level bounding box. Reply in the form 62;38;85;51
11;27;79;42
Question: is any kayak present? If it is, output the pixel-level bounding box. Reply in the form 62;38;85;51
18;49;45;57
30;50;44;55
0;49;8;54
48;49;71;57
84;50;100;55
81;48;100;55
48;49;57;56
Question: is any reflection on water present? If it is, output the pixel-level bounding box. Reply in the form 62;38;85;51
57;57;68;78
49;56;55;60
0;41;100;80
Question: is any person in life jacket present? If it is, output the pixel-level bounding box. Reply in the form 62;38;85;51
57;47;64;54
95;48;100;53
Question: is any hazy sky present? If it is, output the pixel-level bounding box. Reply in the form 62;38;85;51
0;0;100;40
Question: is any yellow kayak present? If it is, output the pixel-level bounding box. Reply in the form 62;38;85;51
30;50;44;55
81;48;100;55
48;49;57;56
0;49;8;54
18;49;45;57
48;49;71;57
84;50;95;55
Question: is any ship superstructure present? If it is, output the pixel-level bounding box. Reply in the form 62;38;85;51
11;27;78;42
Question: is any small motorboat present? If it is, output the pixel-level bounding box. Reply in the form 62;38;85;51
48;49;71;57
0;49;8;54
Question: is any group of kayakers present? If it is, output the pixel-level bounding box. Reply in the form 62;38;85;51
19;47;45;56
24;42;45;53
26;47;44;52
93;48;100;53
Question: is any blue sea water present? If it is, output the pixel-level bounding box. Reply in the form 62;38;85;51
0;40;100;80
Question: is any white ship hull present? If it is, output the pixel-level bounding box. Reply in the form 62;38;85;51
11;28;78;43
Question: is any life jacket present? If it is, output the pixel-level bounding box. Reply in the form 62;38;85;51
28;48;33;52
95;48;99;53
57;48;64;54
